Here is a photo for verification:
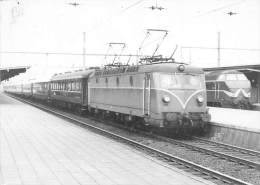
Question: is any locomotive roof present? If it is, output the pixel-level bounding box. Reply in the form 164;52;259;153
50;69;95;81
138;63;203;73
95;62;204;76
205;70;243;81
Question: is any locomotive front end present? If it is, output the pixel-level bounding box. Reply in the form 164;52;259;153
224;73;251;109
152;64;210;134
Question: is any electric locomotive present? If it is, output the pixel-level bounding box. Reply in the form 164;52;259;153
88;60;210;134
206;70;252;109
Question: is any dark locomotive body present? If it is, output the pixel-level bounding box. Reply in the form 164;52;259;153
206;70;252;109
4;62;211;134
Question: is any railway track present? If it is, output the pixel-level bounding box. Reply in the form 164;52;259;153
7;93;255;185
151;134;260;170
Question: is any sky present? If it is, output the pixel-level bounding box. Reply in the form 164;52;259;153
0;0;260;82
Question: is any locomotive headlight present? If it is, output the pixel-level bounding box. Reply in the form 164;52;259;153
162;96;171;103
178;64;185;72
197;95;204;104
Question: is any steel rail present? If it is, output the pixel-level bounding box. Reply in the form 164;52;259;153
152;134;260;170
6;93;252;185
193;137;260;157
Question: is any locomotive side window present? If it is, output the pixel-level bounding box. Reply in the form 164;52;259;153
129;76;133;86
116;77;119;86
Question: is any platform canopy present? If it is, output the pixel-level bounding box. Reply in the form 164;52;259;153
203;64;260;85
203;64;260;72
0;66;30;82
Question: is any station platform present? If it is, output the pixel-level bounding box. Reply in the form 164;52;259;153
209;107;260;132
0;93;214;185
207;107;260;151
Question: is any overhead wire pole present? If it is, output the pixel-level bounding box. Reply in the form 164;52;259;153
217;31;221;67
83;32;86;68
0;1;2;69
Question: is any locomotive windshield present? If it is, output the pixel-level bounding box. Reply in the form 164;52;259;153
224;73;251;93
156;73;204;90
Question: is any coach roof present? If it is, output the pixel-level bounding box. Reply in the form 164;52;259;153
50;69;95;81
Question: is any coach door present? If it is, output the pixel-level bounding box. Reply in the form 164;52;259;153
143;73;151;116
82;78;88;105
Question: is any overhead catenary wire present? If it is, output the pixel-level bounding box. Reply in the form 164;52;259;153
181;46;260;51
0;51;146;57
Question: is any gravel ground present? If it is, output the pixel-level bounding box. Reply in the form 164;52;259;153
18;99;260;185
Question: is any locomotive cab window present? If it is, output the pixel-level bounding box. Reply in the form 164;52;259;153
226;74;237;81
155;73;203;90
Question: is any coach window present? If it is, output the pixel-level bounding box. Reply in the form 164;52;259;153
74;82;77;91
68;82;72;91
66;82;69;91
71;82;74;90
116;77;119;86
129;76;133;86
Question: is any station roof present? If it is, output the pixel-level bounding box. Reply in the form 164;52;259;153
50;69;95;81
203;64;260;73
0;66;30;82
